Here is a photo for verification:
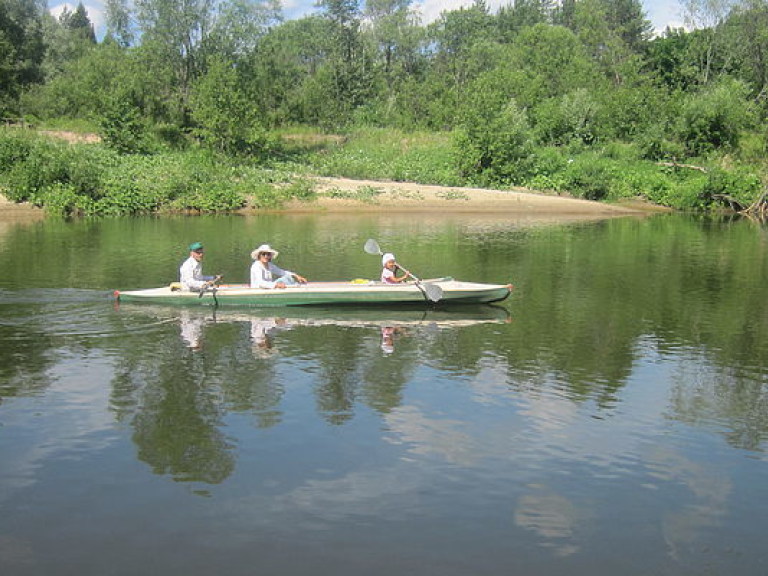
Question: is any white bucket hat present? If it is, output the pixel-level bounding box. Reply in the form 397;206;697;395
382;253;396;266
251;244;279;260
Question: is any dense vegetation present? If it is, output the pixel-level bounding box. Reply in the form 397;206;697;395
1;0;767;215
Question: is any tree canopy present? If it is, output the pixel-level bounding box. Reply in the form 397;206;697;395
1;0;766;197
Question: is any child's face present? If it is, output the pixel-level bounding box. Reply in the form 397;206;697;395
385;260;396;270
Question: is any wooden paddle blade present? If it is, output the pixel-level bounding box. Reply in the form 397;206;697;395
364;239;382;255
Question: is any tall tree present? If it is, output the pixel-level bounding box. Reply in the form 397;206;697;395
364;0;419;79
571;0;650;85
61;2;97;43
133;0;217;122
105;0;134;47
427;0;495;94
208;0;282;60
496;0;555;41
727;0;768;97
317;0;374;124
681;0;739;83
0;0;45;113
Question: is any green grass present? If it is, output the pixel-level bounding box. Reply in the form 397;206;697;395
2;125;765;215
307;127;462;186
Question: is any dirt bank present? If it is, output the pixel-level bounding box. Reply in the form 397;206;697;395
2;176;662;221
279;177;659;216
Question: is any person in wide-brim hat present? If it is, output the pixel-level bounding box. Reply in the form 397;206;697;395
250;244;307;289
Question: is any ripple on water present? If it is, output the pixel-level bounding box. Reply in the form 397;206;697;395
0;288;177;341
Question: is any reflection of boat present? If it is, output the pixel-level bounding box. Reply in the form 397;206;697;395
114;278;513;307
117;302;512;329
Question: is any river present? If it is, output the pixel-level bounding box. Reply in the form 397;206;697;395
0;211;766;575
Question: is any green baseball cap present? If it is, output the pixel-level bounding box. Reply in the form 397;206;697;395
188;242;204;252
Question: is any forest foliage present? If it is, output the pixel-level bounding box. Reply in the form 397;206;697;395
1;0;768;215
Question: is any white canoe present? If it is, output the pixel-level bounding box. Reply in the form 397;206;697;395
114;278;513;308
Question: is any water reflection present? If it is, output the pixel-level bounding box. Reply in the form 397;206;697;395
5;215;768;575
159;305;511;355
179;309;205;350
110;304;512;483
380;326;398;354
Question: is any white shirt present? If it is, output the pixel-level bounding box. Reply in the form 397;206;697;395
179;256;213;291
381;267;397;283
250;261;293;289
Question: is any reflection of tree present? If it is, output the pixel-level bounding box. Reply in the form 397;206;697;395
111;337;236;484
668;360;768;452
361;327;412;413
281;324;419;423
108;316;287;484
468;216;768;447
133;374;235;484
310;326;368;425
0;325;55;404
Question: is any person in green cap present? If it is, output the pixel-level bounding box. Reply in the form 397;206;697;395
179;242;221;292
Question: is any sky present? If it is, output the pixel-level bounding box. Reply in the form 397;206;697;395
52;0;686;41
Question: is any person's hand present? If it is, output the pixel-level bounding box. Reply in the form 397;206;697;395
275;281;286;289
295;274;307;284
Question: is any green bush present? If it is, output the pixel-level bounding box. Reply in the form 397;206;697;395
310;128;461;186
455;98;534;186
0;129;34;173
533;89;600;146
700;167;763;208
99;93;152;155
676;78;754;157
562;155;617;200
33;182;95;217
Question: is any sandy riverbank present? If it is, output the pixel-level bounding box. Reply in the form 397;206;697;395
286;177;659;215
2;176;665;221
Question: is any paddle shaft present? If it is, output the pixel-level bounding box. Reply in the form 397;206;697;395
364;239;442;303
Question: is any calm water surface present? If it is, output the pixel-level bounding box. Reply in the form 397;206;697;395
1;212;767;576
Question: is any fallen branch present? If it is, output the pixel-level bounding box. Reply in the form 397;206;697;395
657;161;709;173
743;187;768;217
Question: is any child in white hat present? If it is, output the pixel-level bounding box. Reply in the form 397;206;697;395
380;253;411;284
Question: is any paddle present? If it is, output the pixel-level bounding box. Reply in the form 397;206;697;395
364;239;443;303
198;275;222;306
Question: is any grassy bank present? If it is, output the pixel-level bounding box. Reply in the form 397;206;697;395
1;126;764;216
305;128;764;211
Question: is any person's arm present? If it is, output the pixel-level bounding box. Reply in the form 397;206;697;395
288;270;307;283
382;267;409;284
271;263;307;287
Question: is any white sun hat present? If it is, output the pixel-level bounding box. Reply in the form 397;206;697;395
381;252;396;266
251;244;279;260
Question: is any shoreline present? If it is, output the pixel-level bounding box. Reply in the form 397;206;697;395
2;177;666;220
267;177;663;216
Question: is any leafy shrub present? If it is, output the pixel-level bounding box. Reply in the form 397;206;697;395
561;155;617;201
676;78;754;157
33;182;95;217
283;178;316;202
533;89;600;146
0;129;34;173
455;98;534;186
98;92;152;155
310;128;460;186
699;167;762;208
636;128;686;161
189;58;277;158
